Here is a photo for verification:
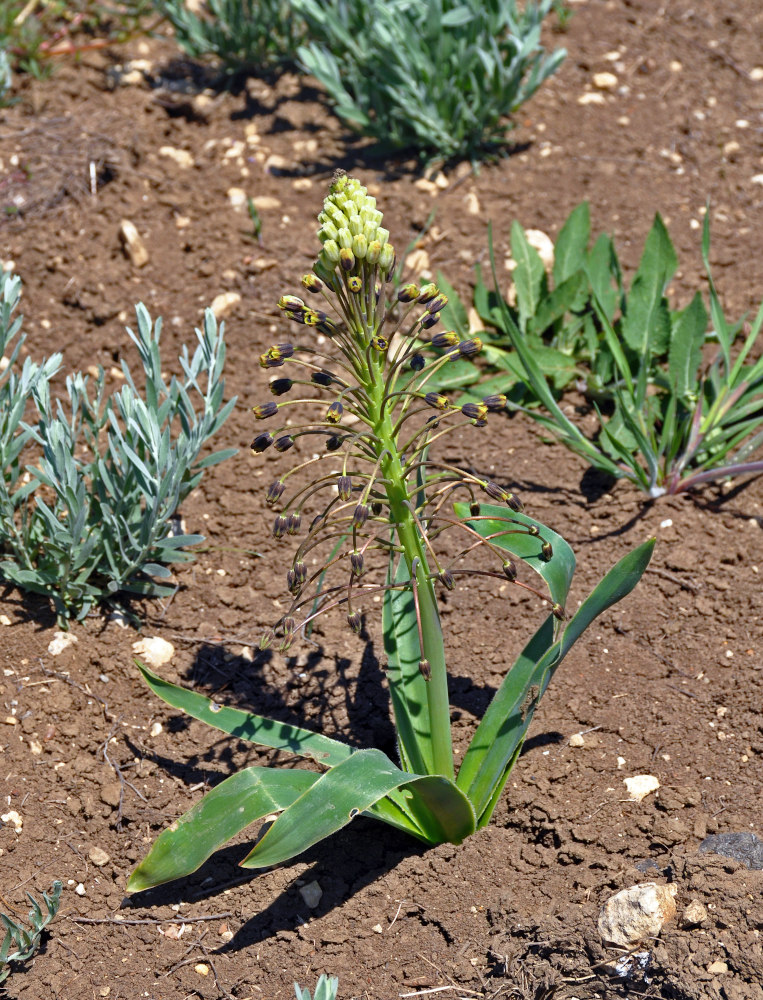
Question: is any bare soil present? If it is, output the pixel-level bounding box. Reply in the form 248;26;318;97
0;1;762;997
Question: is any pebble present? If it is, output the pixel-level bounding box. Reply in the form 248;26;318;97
75;883;86;896
751;174;763;186
227;186;248;211
524;229;554;269
210;291;241;319
299;880;323;909
681;899;708;927
707;960;728;975
132;636;175;668
159;146;195;169
624;774;660;802
0;614;11;626
372;923;383;934
194;964;210;977
119;220;149;268
598;883;677;947
578;92;606;105
89;846;110;867
292;178;313;191
1;810;22;833
464;191;481;216
569;733;585;747
48;631;78;656
100;782;122;807
699;832;763;870
251;195;281;211
150;722;163;737
593;71;618;90
751;67;763;81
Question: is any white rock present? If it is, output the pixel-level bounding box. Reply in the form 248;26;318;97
405;248;430;276
569;733;585;748
593;71;618;91
250;195;281;211
707;960;728;975
299;880;323;909
75;883;86;896
681;898;708;927
119;220;149;268
227;186;248;211
89;846;110;867
210;291;241;319
159;146;195;169
525;229;555;269
0;614;11;626
132;636;174;668
48;631;78;656
624;774;660;802
464;191;481;216
751;174;763;186
150;722;163;737
751;67;763;81
598;883;677;947
1;810;22;833
372;923;383;933
578;92;606;105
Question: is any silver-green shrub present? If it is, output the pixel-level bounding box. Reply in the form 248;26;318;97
0;271;235;624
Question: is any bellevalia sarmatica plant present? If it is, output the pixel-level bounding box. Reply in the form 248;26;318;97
128;173;653;893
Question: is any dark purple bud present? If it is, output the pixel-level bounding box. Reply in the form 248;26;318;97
458;338;482;357
371;500;384;516
353;503;370;527
274;435;295;452
317;317;339;337
266;480;286;505
484;480;510;502
469;501;481;517
269;378;293;396
427;294;448;314
506;493;523;512
286;512;301;535
252;401;278;419
424;392;449;410
419;659;431;681
409;354;425;371
272;514;288;539
350;550;364;576
259;343;294;368
251;432;274;453
552;602;567;621
326;401;343;424
340;247;355;271
371;335;388;351
338;475;353;501
312;370;335;387
347;611;362;634
347;275;362;293
540;540;553;562
287;569;300;595
278;294;305;312
438;569;455;590
483;393;507;411
431;330;459;349
302;273;324;294
398;283;420;302
461;402;488;421
326;435;342;452
420;312;440;330
502;559;517;582
287;561;307;595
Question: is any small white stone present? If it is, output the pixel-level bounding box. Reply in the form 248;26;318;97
150;722;163;737
210;291;241;319
1;810;22;832
250;195;281;211
227;186;248;211
569;733;585;748
624;774;660;802
681;899;708;926
132;636;175;668
670;60;682;73
372;923;383;934
751;174;763;186
735;119;750;128
75;883;86;896
159;146;194;169
524;229;555;269
577;92;606;105
593;71;618;91
299;880;323;909
48;631;78;656
750;67;763;81
464;191;481;216
707;960;728;975
660;518;673;528
598;883;677;947
0;614;11;626
194;963;209;977
119;220;149;268
616;756;626;769
89;846;110;867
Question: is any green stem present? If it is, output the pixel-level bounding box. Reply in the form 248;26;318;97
367;354;454;781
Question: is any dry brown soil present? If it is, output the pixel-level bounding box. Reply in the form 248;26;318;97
0;1;762;997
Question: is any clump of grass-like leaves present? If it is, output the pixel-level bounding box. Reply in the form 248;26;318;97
0;881;62;985
128;172;652;896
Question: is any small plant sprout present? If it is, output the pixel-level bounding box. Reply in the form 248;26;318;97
294;974;339;1000
246;196;263;244
0;880;62;984
129;173;653;893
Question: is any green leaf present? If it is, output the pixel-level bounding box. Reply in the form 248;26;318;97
127;767;318;893
511;221;546;332
458;538;654;820
621;213;677;356
136;661;353;766
436;271;470;338
241;749;475;868
453;502;575;610
553;202;590;286
668;291;708;400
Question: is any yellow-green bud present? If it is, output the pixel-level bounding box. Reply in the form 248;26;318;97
352;234;368;259
366;240;381;264
348;214;363;236
319;221;339;242
337;228;353;250
379;243;395;271
322;240;340;264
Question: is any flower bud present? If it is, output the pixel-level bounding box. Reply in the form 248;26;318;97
312;370;335;386
286;512;301;535
337;227;353;249
371;500;384;516
418;283;438;303
274;435;295;452
398;283;420;302
326;400;343;423
272;514;288;539
340;247;355;272
469;501;481;517
424;392;450;410
438;569;455;590
552;602;566;621
347;611;362;634
266;480;285;505
350;550;364;576
281;616;296;637
278;294;305;312
461;402;488;421
378;243;395;272
420;312;440;330
502;559;517;582
483;393;507;411
459;338;482;357
259;629;275;650
252;401;278;419
251;432;274;453
348;214;362;237
540;540;553;562
366;240;381;264
269;378;293;395
347;275;362;293
322;239;340;264
427;294;448;314
431;330;459;348
326;435;342;451
352;234;368;259
419;659;431;681
318;221;338;243
409;353;425;371
338;475;352;501
353;503;370;527
370;335;388;352
259;343;294;368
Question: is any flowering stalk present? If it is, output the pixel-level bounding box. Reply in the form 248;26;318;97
128;176;654;894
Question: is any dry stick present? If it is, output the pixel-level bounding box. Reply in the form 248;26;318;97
101;717;147;830
68;913;233;926
645;565;699;594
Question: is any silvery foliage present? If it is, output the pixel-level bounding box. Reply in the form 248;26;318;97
0;271;235;623
0;881;62;984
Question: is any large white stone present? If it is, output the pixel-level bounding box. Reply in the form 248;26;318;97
598;882;677;947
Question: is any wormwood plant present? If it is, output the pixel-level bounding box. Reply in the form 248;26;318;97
0;881;62;984
294;0;565;162
0;272;235;624
128;174;652;893
295;975;339;1000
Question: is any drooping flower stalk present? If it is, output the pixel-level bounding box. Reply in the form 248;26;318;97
251;171;554;779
